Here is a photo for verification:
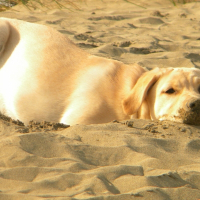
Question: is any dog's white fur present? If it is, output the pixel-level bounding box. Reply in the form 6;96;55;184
0;17;200;125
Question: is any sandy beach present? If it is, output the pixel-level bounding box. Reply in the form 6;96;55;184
0;0;200;199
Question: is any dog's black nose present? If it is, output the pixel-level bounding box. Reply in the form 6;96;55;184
189;102;196;109
187;99;200;111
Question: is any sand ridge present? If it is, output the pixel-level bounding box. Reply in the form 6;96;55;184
0;0;200;199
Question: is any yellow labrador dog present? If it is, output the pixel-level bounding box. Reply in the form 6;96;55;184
0;17;200;125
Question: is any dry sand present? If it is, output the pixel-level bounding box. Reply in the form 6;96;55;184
0;0;200;199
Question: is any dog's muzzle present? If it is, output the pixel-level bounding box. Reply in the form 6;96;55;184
179;99;200;125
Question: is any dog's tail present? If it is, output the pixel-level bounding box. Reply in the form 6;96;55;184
0;19;10;56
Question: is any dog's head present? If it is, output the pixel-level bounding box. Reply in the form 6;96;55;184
123;67;200;125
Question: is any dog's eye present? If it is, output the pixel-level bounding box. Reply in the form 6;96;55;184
165;88;175;94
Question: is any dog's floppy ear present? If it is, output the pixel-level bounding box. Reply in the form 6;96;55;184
0;20;10;55
123;67;161;115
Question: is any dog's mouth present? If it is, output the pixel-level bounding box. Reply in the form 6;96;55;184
178;108;200;125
